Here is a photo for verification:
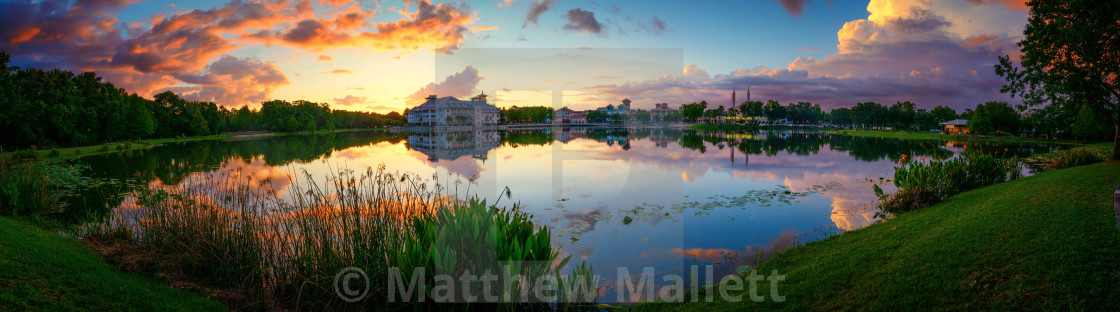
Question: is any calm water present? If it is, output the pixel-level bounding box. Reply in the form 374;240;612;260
68;128;1055;291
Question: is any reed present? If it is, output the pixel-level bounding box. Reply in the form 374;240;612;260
876;152;1023;214
0;159;90;218
85;164;593;311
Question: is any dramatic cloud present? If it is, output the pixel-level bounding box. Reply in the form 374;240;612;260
317;54;333;61
562;8;603;35
777;0;812;17
592;0;1026;112
168;55;290;106
246;1;479;53
408;66;482;101
1;0;490;107
522;0;556;28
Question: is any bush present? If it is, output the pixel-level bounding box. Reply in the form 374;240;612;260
878;153;1022;215
0;160;91;217
48;149;60;157
1048;147;1104;169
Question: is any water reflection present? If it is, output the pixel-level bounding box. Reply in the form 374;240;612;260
72;128;1056;299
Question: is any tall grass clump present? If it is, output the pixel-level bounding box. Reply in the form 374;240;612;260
86;165;595;311
876;153;1023;215
0;159;91;218
1046;147;1105;169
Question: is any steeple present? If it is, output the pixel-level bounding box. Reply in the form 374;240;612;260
732;86;737;107
746;85;751;103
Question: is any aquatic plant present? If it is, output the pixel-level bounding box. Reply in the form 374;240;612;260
877;152;1023;215
0;159;91;218
84;165;592;311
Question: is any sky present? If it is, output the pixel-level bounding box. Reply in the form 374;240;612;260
0;0;1031;113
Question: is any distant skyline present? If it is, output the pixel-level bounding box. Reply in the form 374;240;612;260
0;0;1030;113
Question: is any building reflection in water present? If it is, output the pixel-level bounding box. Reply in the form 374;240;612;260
406;131;503;162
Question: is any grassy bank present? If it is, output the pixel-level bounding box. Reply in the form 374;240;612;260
1;127;389;160
0;216;225;311
637;162;1120;311
827;129;1093;146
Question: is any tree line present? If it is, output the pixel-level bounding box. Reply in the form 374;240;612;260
0;51;404;150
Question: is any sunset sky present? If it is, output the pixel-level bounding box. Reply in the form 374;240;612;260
0;0;1030;113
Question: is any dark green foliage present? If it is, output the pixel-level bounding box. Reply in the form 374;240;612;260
1072;104;1109;140
680;101;707;122
995;0;1119;159
0;50;404;150
968;101;1021;135
1047;147;1104;169
0;160;91;217
878;153;1022;214
586;110;609;122
500;106;554;123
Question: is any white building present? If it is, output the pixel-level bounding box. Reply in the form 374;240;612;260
406;92;500;126
554;107;577;123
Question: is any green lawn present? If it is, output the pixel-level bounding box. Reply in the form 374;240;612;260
0;217;226;311
637;162;1120;311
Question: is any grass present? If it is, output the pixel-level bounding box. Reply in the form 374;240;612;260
0;216;225;311
828;129;1093;146
636;162;1120;311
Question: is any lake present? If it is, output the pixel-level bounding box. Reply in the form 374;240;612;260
68;128;1054;297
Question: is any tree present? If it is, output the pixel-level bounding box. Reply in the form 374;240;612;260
123;99;155;139
679;102;707;122
1072;103;1108;140
829;107;853;127
763;100;786;121
587;110;608;122
664;111;683;122
995;0;1120;159
740;101;764;117
633;109;651;122
931;106;958;123
969;101;1020;135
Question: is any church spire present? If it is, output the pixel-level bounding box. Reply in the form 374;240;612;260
732;86;737;107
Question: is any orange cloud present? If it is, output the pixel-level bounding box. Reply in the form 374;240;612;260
248;0;477;54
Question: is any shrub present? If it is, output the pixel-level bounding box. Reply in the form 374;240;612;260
1048;147;1104;169
0;160;91;217
878;153;1022;215
48;148;60;157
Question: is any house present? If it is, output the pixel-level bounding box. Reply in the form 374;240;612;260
406;92;500;126
650;103;675;121
596;99;632;116
940;119;969;134
571;115;587;125
555;107;577;123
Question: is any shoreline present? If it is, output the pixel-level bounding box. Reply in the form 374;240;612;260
1;127;391;161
